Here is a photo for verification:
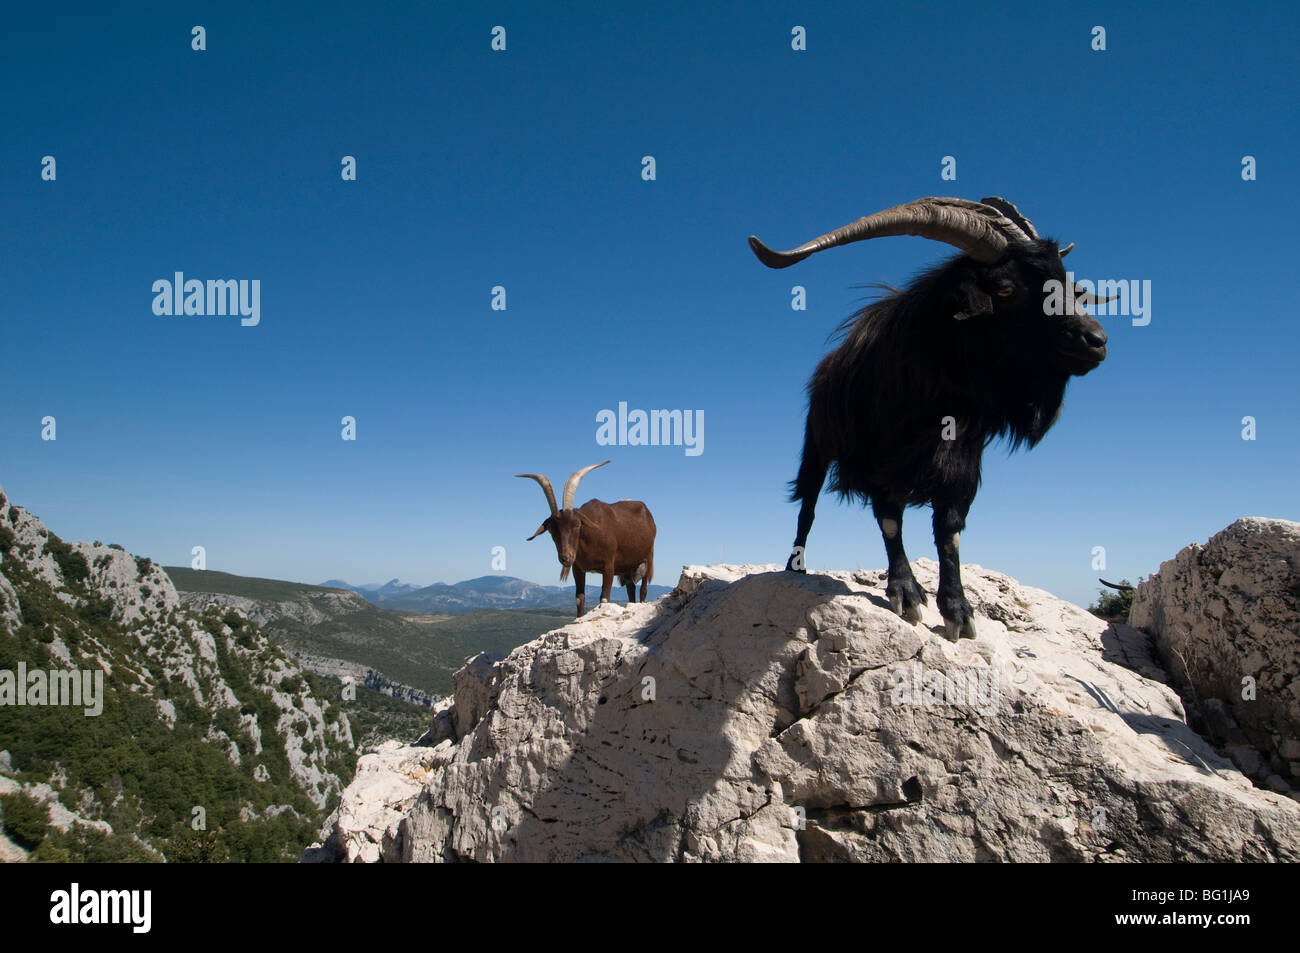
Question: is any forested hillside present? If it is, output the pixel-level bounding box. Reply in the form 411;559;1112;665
0;487;357;862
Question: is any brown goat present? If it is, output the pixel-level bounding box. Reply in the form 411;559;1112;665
517;460;657;616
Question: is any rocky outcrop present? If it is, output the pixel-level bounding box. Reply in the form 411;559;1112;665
0;773;114;836
309;560;1300;863
1131;518;1300;793
303;741;447;863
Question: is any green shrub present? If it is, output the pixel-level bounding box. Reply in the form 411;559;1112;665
1;791;51;849
45;536;90;587
164;828;229;863
78;596;114;626
1089;579;1138;621
212;707;243;740
32;827;161;863
23;599;47;629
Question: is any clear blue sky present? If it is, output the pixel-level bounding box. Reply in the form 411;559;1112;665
2;1;1296;607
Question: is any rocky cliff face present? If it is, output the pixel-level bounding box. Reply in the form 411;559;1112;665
176;587;371;628
1131;518;1300;794
0;485;355;861
308;560;1300;863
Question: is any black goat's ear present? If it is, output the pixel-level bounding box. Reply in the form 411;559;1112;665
952;280;993;321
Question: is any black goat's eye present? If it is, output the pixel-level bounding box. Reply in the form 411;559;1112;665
996;286;1015;298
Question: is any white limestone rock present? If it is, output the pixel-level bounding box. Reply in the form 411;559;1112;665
311;561;1300;863
1131;518;1300;788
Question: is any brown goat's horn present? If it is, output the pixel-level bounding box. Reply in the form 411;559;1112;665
748;196;1035;268
515;472;558;517
562;460;610;511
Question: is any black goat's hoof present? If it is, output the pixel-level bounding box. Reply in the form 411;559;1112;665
890;590;924;624
937;588;976;640
886;576;928;623
941;616;978;641
784;558;807;573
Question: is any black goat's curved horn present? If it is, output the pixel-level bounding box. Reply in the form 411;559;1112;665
1074;285;1119;307
748;196;1033;268
979;196;1040;240
516;472;558;516
562;460;610;511
1098;578;1134;591
1058;242;1075;258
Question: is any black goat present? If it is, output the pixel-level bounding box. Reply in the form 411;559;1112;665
749;196;1108;640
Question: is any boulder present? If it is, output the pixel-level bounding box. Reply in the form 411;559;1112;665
309;561;1300;862
1131;518;1300;788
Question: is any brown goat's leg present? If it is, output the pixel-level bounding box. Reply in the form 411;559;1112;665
933;496;976;641
575;570;587;617
872;498;926;624
625;580;636;602
599;571;614;605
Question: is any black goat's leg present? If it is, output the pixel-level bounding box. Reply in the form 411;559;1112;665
933;496;976;640
872;498;926;623
787;498;819;572
787;435;828;572
575;571;587;617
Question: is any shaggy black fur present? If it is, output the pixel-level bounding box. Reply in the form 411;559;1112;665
786;239;1108;640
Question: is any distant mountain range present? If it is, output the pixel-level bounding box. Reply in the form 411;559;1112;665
319;574;674;613
319;578;421;599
